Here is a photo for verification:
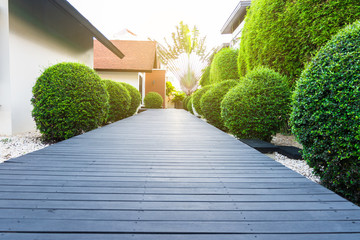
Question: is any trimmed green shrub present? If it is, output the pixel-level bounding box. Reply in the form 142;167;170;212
201;80;239;131
221;67;291;141
31;62;109;141
172;91;186;104
102;80;130;123
210;48;239;84
183;96;190;111
238;0;360;87
120;82;141;117
290;21;360;204
187;96;194;114
144;92;163;108
192;85;213;116
199;65;211;86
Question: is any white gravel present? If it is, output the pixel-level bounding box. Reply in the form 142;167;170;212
267;152;321;184
0;131;49;163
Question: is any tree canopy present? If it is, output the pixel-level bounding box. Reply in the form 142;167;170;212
157;22;210;95
162;21;207;61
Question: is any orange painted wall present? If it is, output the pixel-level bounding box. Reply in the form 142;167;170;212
145;70;166;108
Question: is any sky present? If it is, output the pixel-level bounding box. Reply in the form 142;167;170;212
68;0;240;50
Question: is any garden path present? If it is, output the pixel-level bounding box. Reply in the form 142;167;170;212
0;109;359;239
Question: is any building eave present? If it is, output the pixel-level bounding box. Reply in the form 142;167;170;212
221;0;251;34
50;0;124;59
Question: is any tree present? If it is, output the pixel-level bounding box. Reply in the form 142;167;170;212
163;21;207;61
166;81;176;97
165;80;186;106
157;22;211;95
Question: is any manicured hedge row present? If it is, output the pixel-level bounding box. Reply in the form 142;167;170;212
32;62;109;141
102;80;130;123
201;80;239;131
238;0;360;87
182;96;190;111
210;48;239;84
221;67;290;141
120;82;141;117
31;62;145;141
187;96;194;114
291;20;360;204
192;85;213;116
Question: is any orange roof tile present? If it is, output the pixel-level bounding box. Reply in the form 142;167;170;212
94;40;158;72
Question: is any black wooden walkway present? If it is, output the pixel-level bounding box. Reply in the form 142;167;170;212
0;109;359;239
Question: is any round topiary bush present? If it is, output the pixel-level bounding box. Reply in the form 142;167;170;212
238;0;360;87
221;67;291;141
31;62;109;141
120;82;141;117
192;85;213;116
144;92;163;108
290;21;360;203
210;48;239;84
199;65;211;87
201;80;239;131
102;80;131;123
187;96;194;114
183;96;190;111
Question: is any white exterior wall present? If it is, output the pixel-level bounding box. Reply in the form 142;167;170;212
97;71;139;88
0;0;11;135
0;1;94;135
138;72;146;104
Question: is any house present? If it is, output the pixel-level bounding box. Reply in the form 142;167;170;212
221;0;251;48
0;0;124;135
94;38;166;108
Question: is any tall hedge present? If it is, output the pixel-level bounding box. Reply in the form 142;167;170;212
120;82;141;117
210;48;239;84
291;21;360;204
221;67;290;141
238;0;360;87
31;62;109;141
102;80;130;123
201;80;239;131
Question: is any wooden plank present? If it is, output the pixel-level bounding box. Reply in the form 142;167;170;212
2;233;360;240
0;219;360;233
0;185;333;195
0;162;288;170
0;179;318;189
0;172;304;178
0;175;309;183
0;167;297;172
0;179;320;188
0;192;346;202
0;199;356;211
1;209;359;221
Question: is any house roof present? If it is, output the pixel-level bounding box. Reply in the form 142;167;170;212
50;0;124;59
94;40;159;72
221;0;251;34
